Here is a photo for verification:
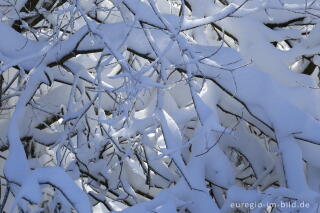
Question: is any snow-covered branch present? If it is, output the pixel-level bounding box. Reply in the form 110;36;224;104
1;0;320;212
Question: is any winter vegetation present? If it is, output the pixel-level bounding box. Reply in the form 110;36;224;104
1;0;320;212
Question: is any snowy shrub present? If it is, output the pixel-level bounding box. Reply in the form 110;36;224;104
1;0;320;212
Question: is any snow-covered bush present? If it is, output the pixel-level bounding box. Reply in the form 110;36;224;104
1;0;320;212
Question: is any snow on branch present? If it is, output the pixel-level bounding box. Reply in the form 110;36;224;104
1;0;320;212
